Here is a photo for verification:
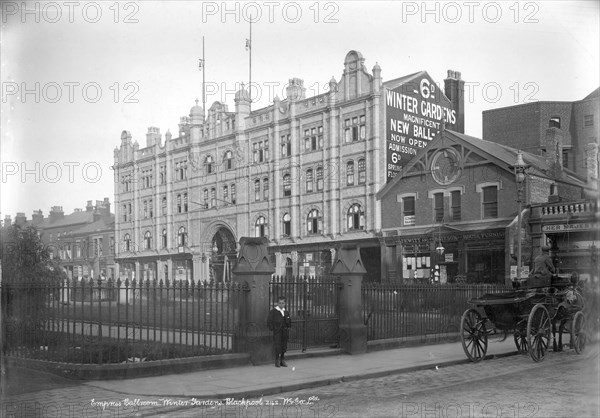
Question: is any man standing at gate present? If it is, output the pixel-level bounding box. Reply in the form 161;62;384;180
267;296;292;367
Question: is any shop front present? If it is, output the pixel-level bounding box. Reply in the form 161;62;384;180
529;200;599;282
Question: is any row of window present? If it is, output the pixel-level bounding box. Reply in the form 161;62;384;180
255;203;365;238
123;227;187;252
401;186;497;225
49;237;115;259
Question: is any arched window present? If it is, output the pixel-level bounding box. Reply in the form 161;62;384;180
178;227;186;247
263;177;269;199
347;204;365;230
316;166;324;191
144;231;152;250
346;161;354;186
283;213;291;236
161;196;167;215
161;229;167;248
231;183;237;204
223;185;229;202
223;150;233;170
283;174;291;196
306;169;313;193
124;233;131;252
255;216;267;237
205;155;214;174
307;209;322;234
149;199;153;218
255;179;261;201
203;189;208;208
143;200;148;218
177;194;182;213
358;159;366;184
183;193;188;212
211;188;216;207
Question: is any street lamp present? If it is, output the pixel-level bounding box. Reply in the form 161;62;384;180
512;151;530;287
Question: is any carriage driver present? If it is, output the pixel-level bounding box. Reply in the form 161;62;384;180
532;245;556;280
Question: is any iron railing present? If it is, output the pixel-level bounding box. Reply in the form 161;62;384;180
362;283;510;342
1;278;248;364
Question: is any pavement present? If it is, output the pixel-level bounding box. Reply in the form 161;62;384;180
2;338;519;417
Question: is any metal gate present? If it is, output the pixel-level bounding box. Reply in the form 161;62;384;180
269;275;339;351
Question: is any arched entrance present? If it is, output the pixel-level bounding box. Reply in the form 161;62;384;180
210;227;237;282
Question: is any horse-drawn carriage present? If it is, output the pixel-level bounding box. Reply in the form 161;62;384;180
460;273;586;362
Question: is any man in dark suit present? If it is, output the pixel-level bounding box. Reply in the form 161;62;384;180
267;296;291;367
532;245;556;279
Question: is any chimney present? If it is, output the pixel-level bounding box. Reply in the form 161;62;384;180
49;206;64;223
31;210;44;225
444;70;465;133
544;127;564;178
86;200;94;212
15;212;27;226
146;126;161;147
585;142;599;187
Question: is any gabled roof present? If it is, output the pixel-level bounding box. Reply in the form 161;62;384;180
69;216;114;235
383;71;424;88
38;211;94;229
582;87;599;101
377;129;590;199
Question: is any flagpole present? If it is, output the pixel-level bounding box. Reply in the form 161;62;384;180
249;15;252;104
202;36;206;120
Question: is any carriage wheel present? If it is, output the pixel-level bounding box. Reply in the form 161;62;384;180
514;329;529;354
460;309;488;362
570;311;586;354
527;304;551;362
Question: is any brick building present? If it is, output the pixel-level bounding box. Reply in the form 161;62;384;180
5;199;117;280
482;88;599;183
112;50;465;283
377;129;592;284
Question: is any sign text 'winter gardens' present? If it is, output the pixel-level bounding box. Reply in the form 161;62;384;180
385;74;456;181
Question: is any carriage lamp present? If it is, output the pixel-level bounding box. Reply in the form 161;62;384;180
511;151;530;285
436;243;445;255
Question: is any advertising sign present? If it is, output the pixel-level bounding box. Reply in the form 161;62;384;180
385;73;456;181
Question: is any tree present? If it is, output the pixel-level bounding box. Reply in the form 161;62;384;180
1;224;67;348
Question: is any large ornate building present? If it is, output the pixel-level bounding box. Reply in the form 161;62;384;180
112;50;465;283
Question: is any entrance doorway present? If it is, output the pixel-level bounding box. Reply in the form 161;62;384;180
210;227;237;282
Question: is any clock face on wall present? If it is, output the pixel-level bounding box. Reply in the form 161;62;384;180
431;148;461;185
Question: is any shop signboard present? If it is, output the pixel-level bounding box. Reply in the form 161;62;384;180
385;73;457;181
542;223;595;232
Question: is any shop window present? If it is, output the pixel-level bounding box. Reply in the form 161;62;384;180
434;193;444;222
450;191;461;221
283;174;291;196
482;186;498;218
347;204;364;230
307;209;322;234
283;213;291;236
255;216;267;237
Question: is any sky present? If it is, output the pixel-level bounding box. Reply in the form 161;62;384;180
1;0;599;219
